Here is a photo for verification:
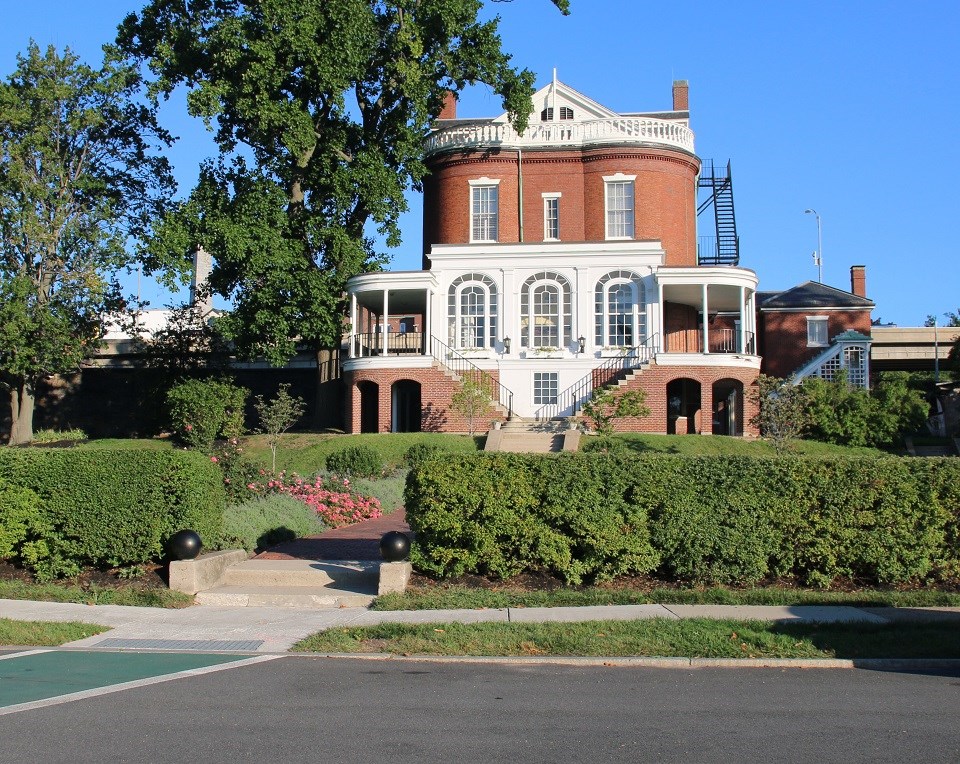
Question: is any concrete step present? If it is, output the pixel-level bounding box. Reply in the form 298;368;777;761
497;433;563;453
220;559;379;588
195;584;377;608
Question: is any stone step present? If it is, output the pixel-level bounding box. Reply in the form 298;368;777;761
195;584;377;608
219;559;380;588
496;433;562;453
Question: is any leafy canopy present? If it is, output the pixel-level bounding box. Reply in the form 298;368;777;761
0;42;173;443
119;0;568;364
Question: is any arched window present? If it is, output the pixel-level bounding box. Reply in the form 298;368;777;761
520;271;571;348
447;273;497;349
594;270;645;347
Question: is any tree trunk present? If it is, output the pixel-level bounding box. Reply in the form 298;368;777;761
8;381;35;445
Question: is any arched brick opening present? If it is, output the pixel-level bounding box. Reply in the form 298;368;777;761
666;377;702;434
391;379;422;433
358;381;379;434
712;378;744;436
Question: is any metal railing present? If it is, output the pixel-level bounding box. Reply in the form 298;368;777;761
537;334;660;420
428;336;514;418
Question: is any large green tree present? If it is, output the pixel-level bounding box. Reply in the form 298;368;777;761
0;43;173;444
117;0;569;386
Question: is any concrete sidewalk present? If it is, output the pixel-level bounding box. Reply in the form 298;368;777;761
4;598;960;654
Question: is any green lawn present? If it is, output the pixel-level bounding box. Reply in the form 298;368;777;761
373;584;960;611
0;579;194;608
293;618;960;659
600;433;886;457
0;618;107;646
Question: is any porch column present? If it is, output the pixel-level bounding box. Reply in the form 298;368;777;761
657;280;664;352
701;283;710;354
738;286;746;353
349;293;358;358
425;288;432;354
382;290;389;356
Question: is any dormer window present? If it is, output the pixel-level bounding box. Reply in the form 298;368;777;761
540;106;574;121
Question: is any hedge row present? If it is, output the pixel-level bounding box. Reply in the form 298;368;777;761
404;453;960;587
0;448;226;579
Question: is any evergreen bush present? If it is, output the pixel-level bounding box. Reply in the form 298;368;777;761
166;377;248;450
325;445;384;478
405;452;960;587
0;449;226;579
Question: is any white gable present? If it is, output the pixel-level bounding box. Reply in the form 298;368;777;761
492;79;619;124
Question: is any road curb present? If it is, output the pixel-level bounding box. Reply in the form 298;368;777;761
292;652;960;670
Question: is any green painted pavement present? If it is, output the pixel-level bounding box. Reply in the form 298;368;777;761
0;650;247;707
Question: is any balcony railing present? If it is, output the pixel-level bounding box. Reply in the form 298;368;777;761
426;117;694;155
351;331;425;357
663;329;756;355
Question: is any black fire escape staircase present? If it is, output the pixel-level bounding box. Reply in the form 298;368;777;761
697;159;740;266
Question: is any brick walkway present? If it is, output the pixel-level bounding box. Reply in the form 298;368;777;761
255;509;411;561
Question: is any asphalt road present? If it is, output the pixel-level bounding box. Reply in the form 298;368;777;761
1;653;958;763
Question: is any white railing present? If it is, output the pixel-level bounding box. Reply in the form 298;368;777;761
426;117;695;155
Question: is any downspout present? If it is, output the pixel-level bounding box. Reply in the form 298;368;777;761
517;148;524;242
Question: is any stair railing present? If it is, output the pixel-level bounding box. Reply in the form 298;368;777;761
428;335;514;418
542;333;660;419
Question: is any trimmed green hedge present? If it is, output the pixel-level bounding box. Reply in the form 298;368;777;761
0;448;226;578
405;453;960;586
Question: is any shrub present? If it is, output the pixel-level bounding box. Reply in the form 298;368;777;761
0;479;45;560
580;436;629;454
0;449;226;579
325;445;384;478
167;377;249;450
404;452;960;587
403;443;446;468
218;494;327;552
31;428;88;444
244;472;383;527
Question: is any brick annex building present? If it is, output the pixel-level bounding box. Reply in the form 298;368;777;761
343;79;771;436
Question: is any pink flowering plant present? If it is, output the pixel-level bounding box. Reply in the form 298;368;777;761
245;471;382;527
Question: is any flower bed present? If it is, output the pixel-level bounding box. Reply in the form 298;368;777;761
247;472;382;528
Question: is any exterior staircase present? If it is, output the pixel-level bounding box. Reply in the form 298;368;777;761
485;417;568;453
194;559;381;608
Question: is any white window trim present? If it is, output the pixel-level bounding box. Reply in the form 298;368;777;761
469;177;501;243
806;316;829;347
542;192;561;242
600;278;640;347
455;282;492;349
603;173;636;241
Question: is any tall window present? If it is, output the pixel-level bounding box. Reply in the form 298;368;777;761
470;179;499;242
806;316;829;347
604;174;635;239
594;271;645;347
447;273;498;349
520;271;571;348
543;193;560;241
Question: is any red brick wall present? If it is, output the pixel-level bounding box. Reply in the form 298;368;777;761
758;309;872;378
423;147;699;266
344;366;506;434
606;361;760;436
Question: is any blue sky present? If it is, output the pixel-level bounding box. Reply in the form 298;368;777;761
2;0;957;325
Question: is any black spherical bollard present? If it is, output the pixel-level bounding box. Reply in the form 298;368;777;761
379;531;410;562
169;529;203;561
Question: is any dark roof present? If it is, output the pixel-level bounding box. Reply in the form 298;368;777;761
759;281;874;310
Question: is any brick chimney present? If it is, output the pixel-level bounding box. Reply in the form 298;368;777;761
191;246;214;315
850;265;867;298
672;80;689;111
438;90;457;120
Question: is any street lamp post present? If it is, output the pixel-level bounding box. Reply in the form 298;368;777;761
804;208;822;283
